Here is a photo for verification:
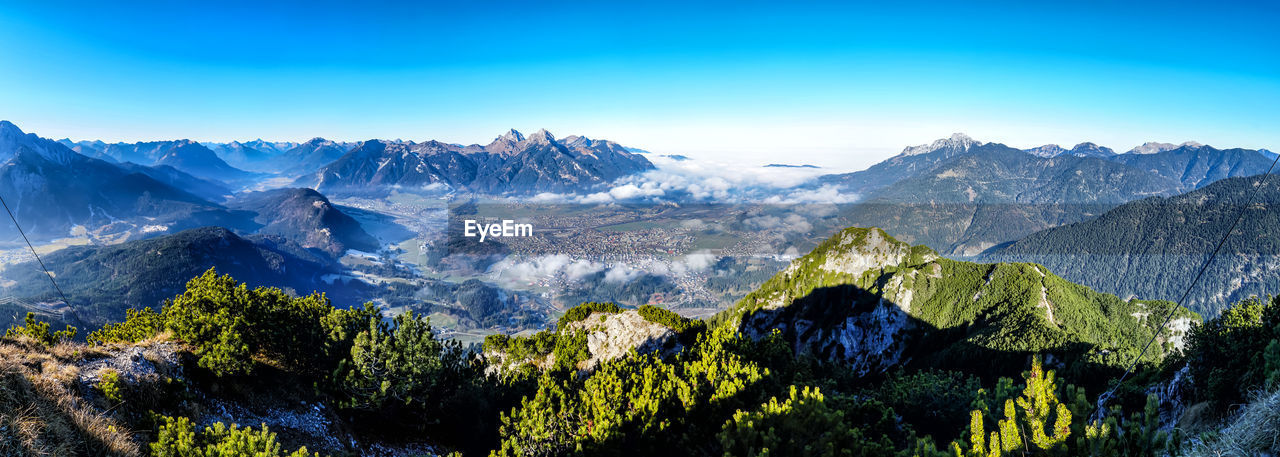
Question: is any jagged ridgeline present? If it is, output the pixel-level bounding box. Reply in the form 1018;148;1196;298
725;227;1198;380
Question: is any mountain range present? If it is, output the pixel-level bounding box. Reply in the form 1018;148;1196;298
0;121;257;243
296;128;655;195
61;138;261;184
822;133;1276;255
202;140;299;172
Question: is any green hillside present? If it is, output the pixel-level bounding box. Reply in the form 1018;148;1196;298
986;174;1280;317
729;226;1197;381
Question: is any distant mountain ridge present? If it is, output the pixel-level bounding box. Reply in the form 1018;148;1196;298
64;138;260;184
1024;142;1115;158
264;138;354;177
0;121;257;243
820;133;1275;255
296;128;654;194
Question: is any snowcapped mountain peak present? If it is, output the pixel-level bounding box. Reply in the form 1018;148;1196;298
900;133;981;156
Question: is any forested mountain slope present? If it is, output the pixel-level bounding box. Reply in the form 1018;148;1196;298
984;174;1280;317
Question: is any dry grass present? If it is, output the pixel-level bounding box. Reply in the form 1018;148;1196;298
1184;387;1280;457
0;337;142;456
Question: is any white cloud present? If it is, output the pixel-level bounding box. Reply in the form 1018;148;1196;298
522;154;855;204
485;251;720;285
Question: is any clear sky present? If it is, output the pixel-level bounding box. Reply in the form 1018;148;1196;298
1;0;1277;171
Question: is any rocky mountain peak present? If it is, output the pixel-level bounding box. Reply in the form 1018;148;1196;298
1068;142;1115;157
484;129;528;156
0;120;22;136
560;135;589;148
1127;141;1204;155
900;133;980;157
498;129;525;143
0;120;78;165
526;128;557;145
1025;144;1068;158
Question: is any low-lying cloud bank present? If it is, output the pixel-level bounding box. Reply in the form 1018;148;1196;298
530;155;856;204
487;250;719;285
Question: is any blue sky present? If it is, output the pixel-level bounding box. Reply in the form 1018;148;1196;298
1;0;1277;170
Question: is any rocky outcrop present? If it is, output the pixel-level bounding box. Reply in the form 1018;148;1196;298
563;311;681;370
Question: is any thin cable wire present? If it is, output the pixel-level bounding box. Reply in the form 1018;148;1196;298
1091;152;1280;420
0;192;75;317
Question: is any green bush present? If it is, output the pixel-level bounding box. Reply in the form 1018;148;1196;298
718;385;897;457
550;330;589;372
494;325;769;456
875;369;983;440
87;307;165;345
636;304;706;335
4;311;76;346
98;369;124;403
156;268;367;377
484;330;559;364
150;415;317;456
557;302;621;329
1185;296;1280;409
333;310;471;415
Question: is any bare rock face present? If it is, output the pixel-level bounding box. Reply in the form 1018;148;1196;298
564;311;680;370
78;341;185;388
818;228;934;278
483;309;686;375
